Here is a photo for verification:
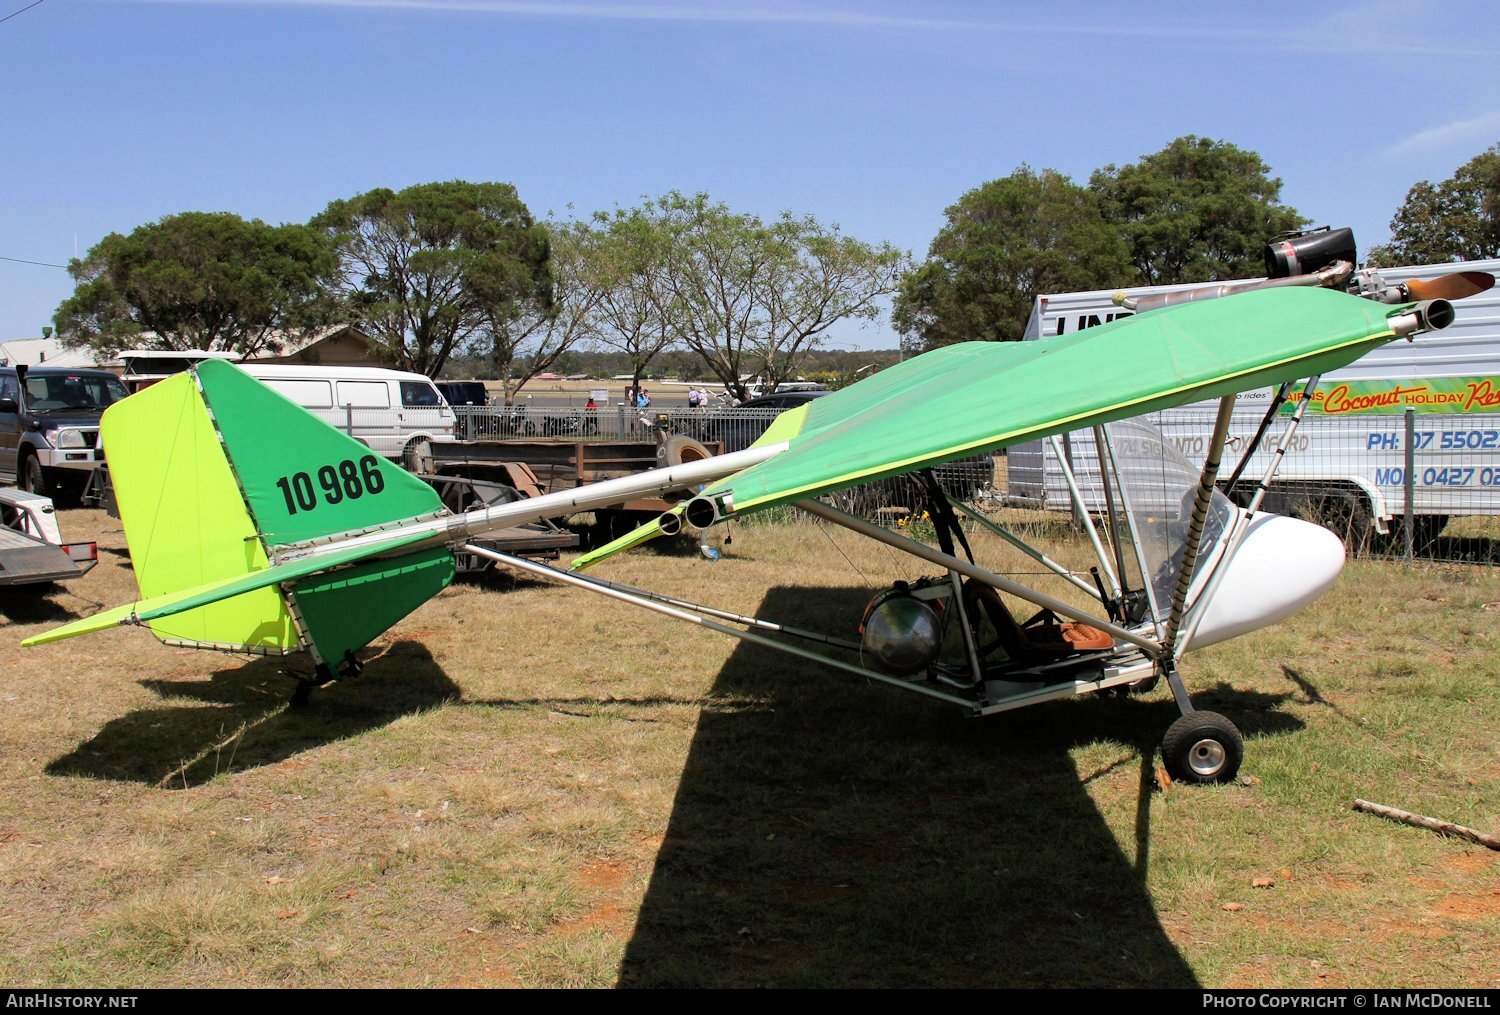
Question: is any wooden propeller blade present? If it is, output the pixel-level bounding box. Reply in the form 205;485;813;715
1404;271;1495;302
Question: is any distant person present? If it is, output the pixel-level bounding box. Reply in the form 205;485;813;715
688;387;701;408
636;388;651;409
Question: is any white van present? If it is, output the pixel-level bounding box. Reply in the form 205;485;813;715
240;364;455;463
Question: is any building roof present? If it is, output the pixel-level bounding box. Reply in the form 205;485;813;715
0;337;102;369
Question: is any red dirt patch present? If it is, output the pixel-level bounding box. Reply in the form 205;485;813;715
577;859;630;890
553;900;627;936
1432;891;1500;921
1319;875;1365;893
1443;851;1496;875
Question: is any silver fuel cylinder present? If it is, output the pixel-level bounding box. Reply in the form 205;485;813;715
861;591;942;675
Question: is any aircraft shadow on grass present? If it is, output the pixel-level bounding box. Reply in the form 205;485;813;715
0;591;85;625
45;640;459;788
618;585;1305;989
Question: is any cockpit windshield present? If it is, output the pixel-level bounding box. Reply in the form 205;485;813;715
1103;417;1234;623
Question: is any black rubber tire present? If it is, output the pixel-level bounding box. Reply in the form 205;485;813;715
20;455;46;496
1161;710;1243;785
662;434;712;467
1313;489;1373;556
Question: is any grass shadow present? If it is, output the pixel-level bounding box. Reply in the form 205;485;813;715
1427;534;1500;564
45;640;458;788
620;584;1303;987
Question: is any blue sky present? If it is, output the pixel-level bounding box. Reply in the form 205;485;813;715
3;0;1497;348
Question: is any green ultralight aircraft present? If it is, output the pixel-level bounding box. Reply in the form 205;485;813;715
22;278;1475;783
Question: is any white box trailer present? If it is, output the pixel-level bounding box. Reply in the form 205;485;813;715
1007;258;1500;545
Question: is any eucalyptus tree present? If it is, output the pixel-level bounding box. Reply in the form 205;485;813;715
894;166;1131;350
54;211;338;358
646;192;903;402
312;180;551;376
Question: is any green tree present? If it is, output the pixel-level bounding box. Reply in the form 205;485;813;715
1371;144;1500;264
1091;136;1307;285
312;180;551;376
582;208;680;405
54;212;338;358
894;166;1132;349
650;192;904;402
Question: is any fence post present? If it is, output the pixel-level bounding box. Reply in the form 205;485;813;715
345;403;354;438
1060;432;1083;529
616;403;627;439
1403;407;1415;564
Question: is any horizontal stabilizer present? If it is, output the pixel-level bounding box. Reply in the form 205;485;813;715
22;531;432;648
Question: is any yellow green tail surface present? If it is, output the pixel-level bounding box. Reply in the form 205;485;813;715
35;363;456;666
103;373;299;652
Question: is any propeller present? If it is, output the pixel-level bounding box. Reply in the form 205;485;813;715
1404;271;1494;302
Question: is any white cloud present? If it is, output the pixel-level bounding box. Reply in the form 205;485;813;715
133;0;1500;57
1386;111;1500;158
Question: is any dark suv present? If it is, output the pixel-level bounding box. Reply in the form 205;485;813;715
0;366;130;502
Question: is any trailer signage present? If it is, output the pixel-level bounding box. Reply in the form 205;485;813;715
1284;377;1500;415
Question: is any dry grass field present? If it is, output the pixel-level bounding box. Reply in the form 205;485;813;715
0;509;1495;988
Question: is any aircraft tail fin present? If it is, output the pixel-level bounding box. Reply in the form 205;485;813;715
33;364;454;666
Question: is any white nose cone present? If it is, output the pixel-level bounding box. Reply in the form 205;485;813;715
1184;513;1346;652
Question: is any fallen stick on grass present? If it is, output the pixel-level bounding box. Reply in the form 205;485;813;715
1353;799;1500;850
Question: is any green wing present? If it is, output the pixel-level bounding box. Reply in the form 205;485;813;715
575;288;1409;568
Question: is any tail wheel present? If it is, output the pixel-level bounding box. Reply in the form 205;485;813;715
1161;711;1243;785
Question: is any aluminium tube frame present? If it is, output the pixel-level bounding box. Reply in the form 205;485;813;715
944;496;1102;602
1093;425;1131;592
465;544;983;712
272;441;788;566
555;567;863;653
1096;423;1164;638
1047;435;1122;598
794;498;1162;656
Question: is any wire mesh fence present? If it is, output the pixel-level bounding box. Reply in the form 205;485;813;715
450;404;784;449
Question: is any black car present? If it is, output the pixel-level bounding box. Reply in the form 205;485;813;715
437;381;492;438
437;380;490;406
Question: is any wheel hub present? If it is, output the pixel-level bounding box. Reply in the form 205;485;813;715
1188;738;1227;777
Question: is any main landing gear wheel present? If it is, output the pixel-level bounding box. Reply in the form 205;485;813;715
1161;711;1243;784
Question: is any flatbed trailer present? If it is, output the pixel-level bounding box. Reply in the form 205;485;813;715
0;487;98;587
